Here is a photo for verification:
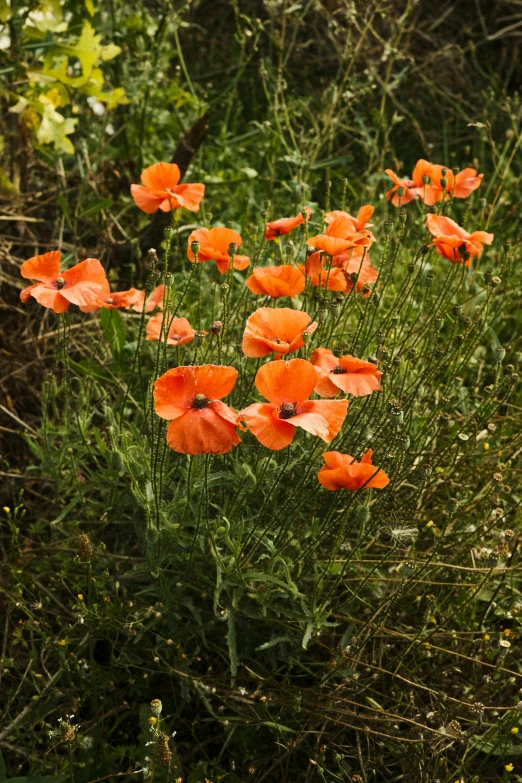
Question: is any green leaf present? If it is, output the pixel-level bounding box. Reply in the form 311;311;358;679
67;357;117;385
78;197;113;218
100;308;126;360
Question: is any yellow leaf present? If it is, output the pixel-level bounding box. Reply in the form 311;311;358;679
85;0;95;16
36;103;77;154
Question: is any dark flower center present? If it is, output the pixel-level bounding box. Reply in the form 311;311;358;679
192;393;210;409
279;402;297;419
331;365;347;375
55;277;65;290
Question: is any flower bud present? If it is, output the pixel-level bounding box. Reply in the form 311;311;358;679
440;177;447;189
478;198;487;210
441;167;447;176
211;320;222;335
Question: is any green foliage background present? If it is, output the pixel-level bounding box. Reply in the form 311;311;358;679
1;2;522;782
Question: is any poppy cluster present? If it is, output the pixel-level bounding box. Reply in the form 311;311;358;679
385;159;483;207
301;207;378;295
21;158;494;493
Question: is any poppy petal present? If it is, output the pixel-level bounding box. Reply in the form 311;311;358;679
166;407;240;455
255;358;317;404
293;399;348;442
20;250;61;283
60;259;110;307
240;402;295;450
170;183;205;212
130;184;164;214
141;162;181;191
26;284;70;313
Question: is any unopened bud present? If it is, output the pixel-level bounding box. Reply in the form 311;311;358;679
211;320;222;335
440;177;447;189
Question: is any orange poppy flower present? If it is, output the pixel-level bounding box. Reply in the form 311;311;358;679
386;160;484;207
101;288;145;310
132;284;165;313
306;214;374;256
300;253;350;293
153;364;241;455
146;313;201;346
131;162;205;214
318;449;390;490
302;250;378;296
325;205;374;233
311;348;382;398
426;213;493;265
187;227;250;274
242;307;317;358
239;358;348;450
427;164;483;200
385;168;419;207
245;265;305;298
20;251;110;313
265;206;311;240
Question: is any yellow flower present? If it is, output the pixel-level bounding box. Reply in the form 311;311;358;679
426;520;435;528
483;442;490;450
3;506;10;514
77;594;84;601
148;716;158;726
483;634;490;641
58;639;66;646
505;762;514;772
511;726;519;734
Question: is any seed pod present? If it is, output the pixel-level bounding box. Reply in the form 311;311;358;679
367;355;378;365
397;434;410;451
478;198;487;210
330;300;341;316
78;534;93;562
495;346;506;363
150;699;163;716
452;304;462;316
317;307;328;323
392;355;401;366
383;221;394;235
407;263;415;274
406;348;416;361
423;273;434;288
397;186;405;197
490;276;501;288
387;403;403;427
399;211;407;223
400;561;416;577
164;272;174;289
422;174;430;185
420;244;430;255
228;242;237;257
190;240;200;256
